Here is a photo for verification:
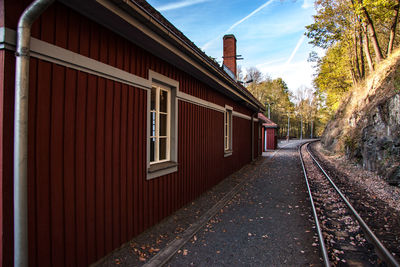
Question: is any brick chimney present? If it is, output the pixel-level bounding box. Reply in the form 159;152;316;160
223;34;237;78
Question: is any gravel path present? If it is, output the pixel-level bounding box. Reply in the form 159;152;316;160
97;140;322;266
166;140;321;266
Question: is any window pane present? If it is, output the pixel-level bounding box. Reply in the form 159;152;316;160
160;90;168;113
151;87;156;110
150;112;156;137
160;114;167;136
150;137;155;162
159;138;167;160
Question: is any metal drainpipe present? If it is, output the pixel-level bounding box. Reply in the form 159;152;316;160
14;0;54;266
251;114;254;161
251;111;260;161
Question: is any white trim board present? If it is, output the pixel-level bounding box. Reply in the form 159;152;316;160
177;92;255;121
0;26;256;121
177;91;225;113
232;111;251;121
0;27;151;91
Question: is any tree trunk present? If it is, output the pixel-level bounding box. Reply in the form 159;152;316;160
358;1;384;62
350;63;357;84
354;31;361;81
363;26;374;71
388;1;400;55
358;27;365;78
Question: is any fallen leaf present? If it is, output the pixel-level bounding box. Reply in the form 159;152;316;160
139;257;146;262
183;249;188;256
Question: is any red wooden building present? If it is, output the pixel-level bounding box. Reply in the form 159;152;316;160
0;0;265;266
259;114;278;151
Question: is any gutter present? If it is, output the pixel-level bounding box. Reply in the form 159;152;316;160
13;0;54;266
122;0;264;111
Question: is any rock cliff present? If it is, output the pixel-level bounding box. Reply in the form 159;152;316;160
322;49;400;185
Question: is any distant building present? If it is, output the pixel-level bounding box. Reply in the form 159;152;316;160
259;114;278;150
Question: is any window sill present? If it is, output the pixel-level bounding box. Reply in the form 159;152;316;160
147;161;178;180
224;150;233;157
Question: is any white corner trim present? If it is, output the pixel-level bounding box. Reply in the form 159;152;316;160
1;27;152;91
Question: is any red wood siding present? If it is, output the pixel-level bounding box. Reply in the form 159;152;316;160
0;50;15;267
266;128;276;150
1;2;261;266
253;121;259;159
27;60;148;266
29;2;253;117
24;58;255;266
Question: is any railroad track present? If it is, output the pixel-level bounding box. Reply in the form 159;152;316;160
299;141;400;267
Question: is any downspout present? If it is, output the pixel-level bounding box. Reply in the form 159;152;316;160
13;1;54;266
251;114;254;161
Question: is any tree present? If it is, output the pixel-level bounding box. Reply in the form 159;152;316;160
306;0;400;122
388;0;400;54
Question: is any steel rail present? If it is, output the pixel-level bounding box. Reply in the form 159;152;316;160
298;143;331;267
306;143;400;267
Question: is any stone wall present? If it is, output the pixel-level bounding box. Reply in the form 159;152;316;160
321;50;400;186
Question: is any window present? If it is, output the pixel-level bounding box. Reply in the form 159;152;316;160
224;106;233;155
147;70;178;180
150;84;171;164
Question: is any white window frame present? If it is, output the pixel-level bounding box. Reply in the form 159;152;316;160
224;105;233;156
150;84;171;164
147;70;179;180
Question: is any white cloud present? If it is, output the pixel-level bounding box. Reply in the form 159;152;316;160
302;0;313;9
258;60;315;91
156;0;211;11
201;0;274;50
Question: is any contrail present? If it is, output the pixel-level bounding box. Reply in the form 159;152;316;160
285;34;305;66
157;0;211;12
202;0;274;50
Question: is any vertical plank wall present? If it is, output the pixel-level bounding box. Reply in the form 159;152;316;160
3;2;260;266
0;49;16;267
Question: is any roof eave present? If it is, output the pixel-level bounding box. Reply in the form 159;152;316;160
59;0;265;111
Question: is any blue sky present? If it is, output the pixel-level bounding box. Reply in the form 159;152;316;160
147;0;318;92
